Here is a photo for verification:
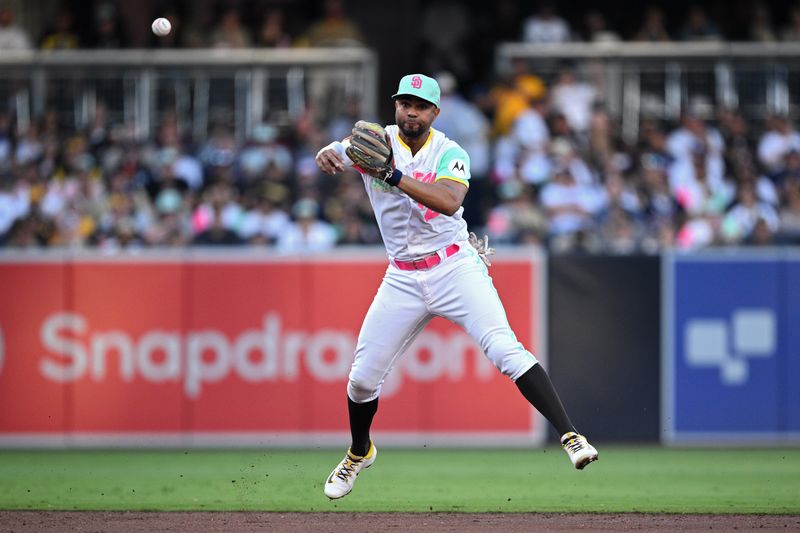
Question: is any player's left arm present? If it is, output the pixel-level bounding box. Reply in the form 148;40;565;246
396;147;470;216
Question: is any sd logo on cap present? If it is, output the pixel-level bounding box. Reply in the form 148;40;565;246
392;74;440;108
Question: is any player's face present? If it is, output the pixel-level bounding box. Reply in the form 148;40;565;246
394;96;440;139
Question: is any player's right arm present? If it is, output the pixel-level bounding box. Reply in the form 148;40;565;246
316;140;354;175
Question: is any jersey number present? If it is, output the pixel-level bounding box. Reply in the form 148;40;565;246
412;171;441;221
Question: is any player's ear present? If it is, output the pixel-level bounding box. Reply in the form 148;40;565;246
433;107;441;119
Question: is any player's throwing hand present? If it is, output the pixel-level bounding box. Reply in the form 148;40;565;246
315;148;346;175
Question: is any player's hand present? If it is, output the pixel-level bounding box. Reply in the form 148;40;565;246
316;149;346;175
468;232;496;267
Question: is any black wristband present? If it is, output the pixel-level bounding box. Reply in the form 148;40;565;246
386;169;402;187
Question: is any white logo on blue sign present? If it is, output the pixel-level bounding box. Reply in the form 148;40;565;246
684;309;776;385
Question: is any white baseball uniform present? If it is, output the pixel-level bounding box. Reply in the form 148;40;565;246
322;126;538;403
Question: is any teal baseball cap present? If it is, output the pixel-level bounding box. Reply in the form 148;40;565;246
392;74;441;107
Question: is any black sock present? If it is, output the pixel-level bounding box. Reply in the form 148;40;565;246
348;396;378;456
515;364;576;437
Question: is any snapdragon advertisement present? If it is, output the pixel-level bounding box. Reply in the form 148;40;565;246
0;251;544;447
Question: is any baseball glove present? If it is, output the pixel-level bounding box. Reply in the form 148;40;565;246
346;121;394;181
468;232;496;267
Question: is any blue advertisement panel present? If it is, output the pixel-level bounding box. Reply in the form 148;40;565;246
785;261;800;433
664;252;800;442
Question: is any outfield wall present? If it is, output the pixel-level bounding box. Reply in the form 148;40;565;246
2;248;798;447
0;249;546;448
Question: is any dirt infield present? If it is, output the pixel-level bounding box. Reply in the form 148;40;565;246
1;512;799;532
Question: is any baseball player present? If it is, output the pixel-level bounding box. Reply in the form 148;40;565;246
315;74;598;500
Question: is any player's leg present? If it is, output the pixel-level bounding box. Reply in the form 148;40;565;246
325;269;432;499
347;272;432;452
431;250;598;468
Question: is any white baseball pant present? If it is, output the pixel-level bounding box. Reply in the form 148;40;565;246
347;241;539;403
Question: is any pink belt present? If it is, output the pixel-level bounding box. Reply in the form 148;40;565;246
393;244;460;271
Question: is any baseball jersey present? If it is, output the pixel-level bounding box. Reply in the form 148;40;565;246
337;125;472;260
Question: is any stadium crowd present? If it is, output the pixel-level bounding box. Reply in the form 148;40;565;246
1;1;800;253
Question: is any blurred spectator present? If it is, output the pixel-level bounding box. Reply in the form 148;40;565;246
638;139;681;232
718;108;757;172
675;214;718;251
211;8;251;48
748;2;777;42
0;7;30;50
432;72;490;179
150;121;203;191
778;178;800;243
522;2;571;43
277;198;337;252
757;115;800;174
747;216;777;245
721;179;780;244
192;205;243;246
0;114;11;169
667;109;726;186
598;207;643;254
670;145;734;218
731;162;779;207
236;123;293;188
0;176;30;244
256;8;292;48
676;5;723;41
550;62;598;134
238;183;291;245
15;124;44;166
188;185;238;243
780;4;800;41
493;83;551;185
540;164;606;251
582;10;621;43
296;0;365;47
587;103;617;171
40;8;79;50
198;123;238;180
602;169;643;220
489;68;547;137
485;180;547;244
549;135;596;186
93;191;146;251
420;1;471;80
773;149;800;188
92;2;129;48
633;6;671;42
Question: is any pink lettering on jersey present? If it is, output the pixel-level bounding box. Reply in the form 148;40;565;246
411;75;422;88
412;171;441;221
413;171;436;184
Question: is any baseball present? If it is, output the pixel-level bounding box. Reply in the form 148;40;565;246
151;17;171;36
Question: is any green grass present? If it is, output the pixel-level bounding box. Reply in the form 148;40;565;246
1;447;799;513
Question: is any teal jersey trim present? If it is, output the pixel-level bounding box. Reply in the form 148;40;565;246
435;146;470;186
